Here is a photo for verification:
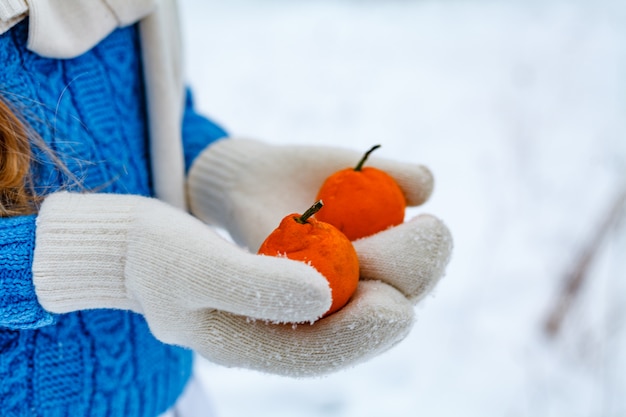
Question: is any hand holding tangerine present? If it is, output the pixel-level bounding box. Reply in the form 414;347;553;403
315;145;406;241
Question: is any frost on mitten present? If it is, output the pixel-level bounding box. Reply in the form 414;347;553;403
182;281;415;377
354;214;453;303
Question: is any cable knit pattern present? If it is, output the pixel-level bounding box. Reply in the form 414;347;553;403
0;19;224;416
0;215;55;328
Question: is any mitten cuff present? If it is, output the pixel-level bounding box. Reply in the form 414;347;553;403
186;138;268;228
33;192;141;313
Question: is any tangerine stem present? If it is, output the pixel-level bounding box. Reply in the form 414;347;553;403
295;200;324;224
354;144;381;171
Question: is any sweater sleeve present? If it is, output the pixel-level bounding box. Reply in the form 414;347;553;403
0;214;56;329
181;88;228;173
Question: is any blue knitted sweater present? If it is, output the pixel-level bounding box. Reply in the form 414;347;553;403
0;21;227;416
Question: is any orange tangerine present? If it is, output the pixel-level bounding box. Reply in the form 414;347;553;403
315;145;406;240
258;201;359;317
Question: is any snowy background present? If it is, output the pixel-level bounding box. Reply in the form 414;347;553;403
179;0;626;416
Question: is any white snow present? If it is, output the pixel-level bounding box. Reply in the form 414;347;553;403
179;0;626;416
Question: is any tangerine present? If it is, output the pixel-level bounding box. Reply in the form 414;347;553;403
315;145;406;240
257;201;359;318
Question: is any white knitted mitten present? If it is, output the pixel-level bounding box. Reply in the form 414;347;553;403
33;191;417;376
188;138;453;304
